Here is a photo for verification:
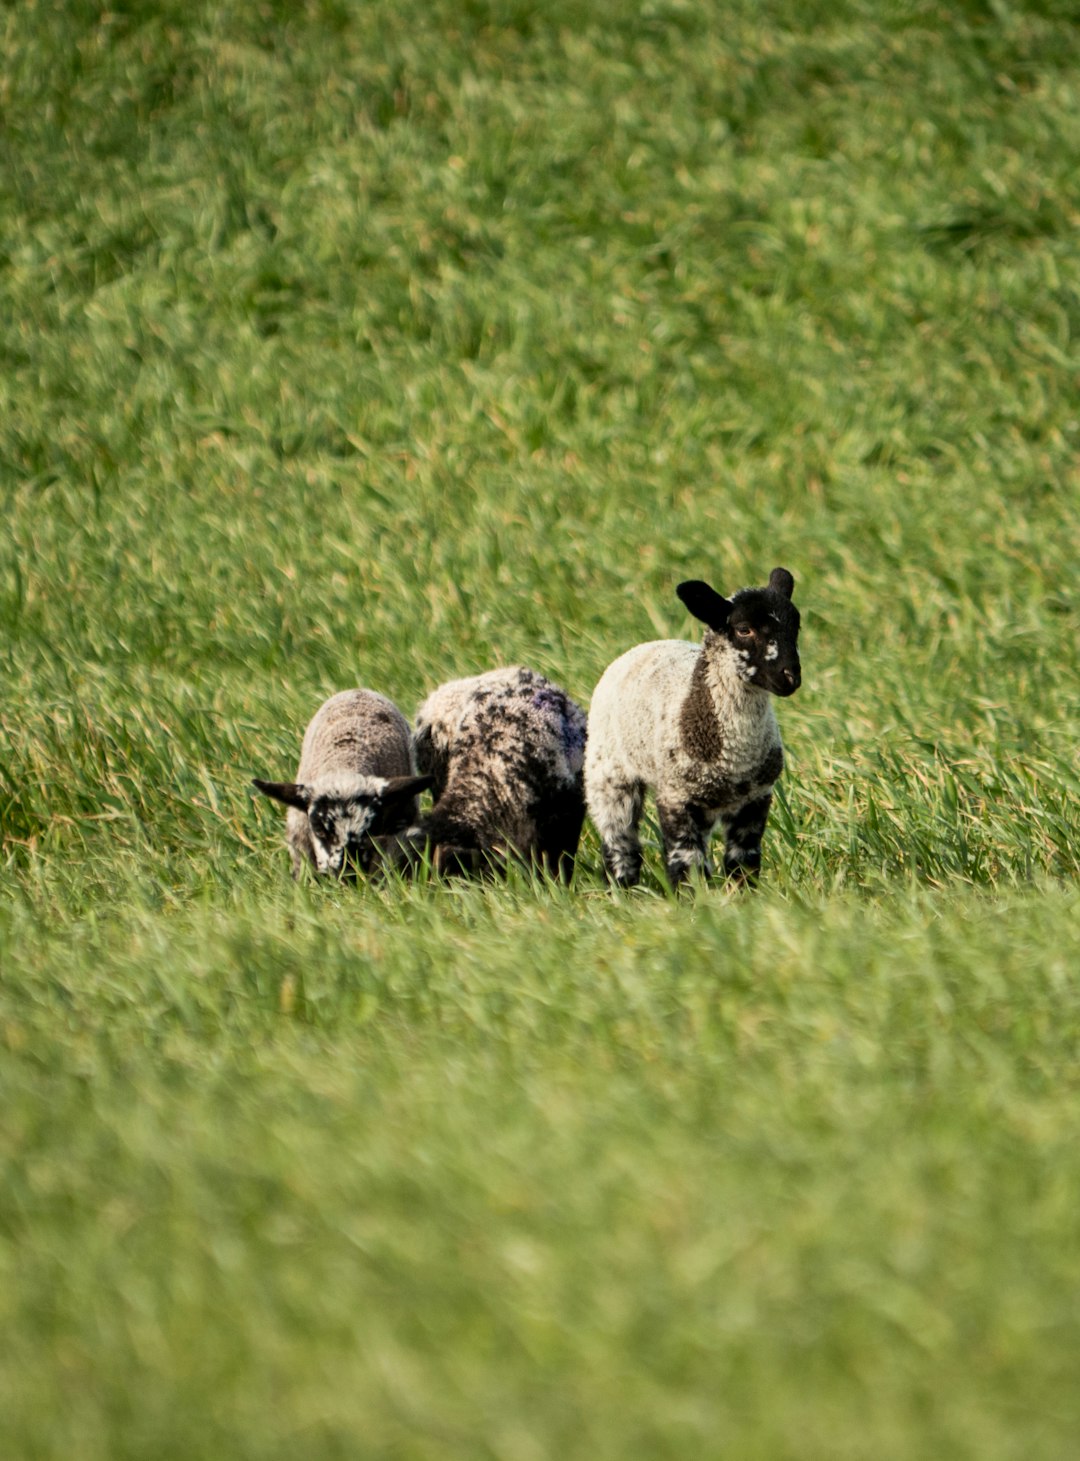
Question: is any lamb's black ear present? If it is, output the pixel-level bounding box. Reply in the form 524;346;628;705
380;774;435;802
768;567;795;599
676;580;732;630
252;778;311;811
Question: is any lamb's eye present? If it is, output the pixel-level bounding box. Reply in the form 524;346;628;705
734;625;754;638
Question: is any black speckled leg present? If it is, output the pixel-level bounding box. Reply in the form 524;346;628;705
593;780;645;887
657;801;715;888
536;790;587;884
720;793;772;886
434;844;489;877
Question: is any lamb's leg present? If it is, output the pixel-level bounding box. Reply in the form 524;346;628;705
657;801;714;888
367;829;426;877
434;844;488;877
536;791;587;884
721;793;772;885
589;778;645;887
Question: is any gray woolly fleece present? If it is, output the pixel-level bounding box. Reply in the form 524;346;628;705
260;689;422;877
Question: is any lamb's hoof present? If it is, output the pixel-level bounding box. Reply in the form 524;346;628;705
608;865;642;889
434;844;485;877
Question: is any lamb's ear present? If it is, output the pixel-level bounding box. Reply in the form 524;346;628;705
768;567;795;599
252;778;311;811
379;774;435;803
676;580;732;630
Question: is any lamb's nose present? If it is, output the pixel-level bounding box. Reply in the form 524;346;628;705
783;667;800;688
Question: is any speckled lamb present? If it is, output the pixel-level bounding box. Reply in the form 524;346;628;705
387;667;587;879
253;689;432;878
584;568;802;888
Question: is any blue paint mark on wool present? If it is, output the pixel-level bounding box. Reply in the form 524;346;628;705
533;686;586;759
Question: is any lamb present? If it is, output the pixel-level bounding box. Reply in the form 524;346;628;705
381;666;588;880
584;568;801;888
252;688;432;878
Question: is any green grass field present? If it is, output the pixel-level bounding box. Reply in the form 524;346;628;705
3;1;1080;1455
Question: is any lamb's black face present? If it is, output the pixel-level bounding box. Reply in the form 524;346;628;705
252;773;435;879
725;588;801;696
307;793;381;877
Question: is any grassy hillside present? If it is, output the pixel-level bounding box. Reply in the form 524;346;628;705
2;1;1079;1456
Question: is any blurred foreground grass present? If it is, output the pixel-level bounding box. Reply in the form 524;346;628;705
3;882;1080;1459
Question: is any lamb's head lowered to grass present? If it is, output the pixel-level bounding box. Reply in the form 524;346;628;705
253;688;432;879
253;771;433;878
676;566;801;698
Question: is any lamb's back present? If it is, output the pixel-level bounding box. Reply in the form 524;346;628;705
586;640;699;782
418;666;587;856
297;689;413;783
416;665;585;793
454;668;586;787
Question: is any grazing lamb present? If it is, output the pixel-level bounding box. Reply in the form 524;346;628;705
253;688;432;878
382;667;588;880
584;568;801;888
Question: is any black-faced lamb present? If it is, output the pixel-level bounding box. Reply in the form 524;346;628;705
584;568;801;888
253;688;432;878
380;666;588;880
